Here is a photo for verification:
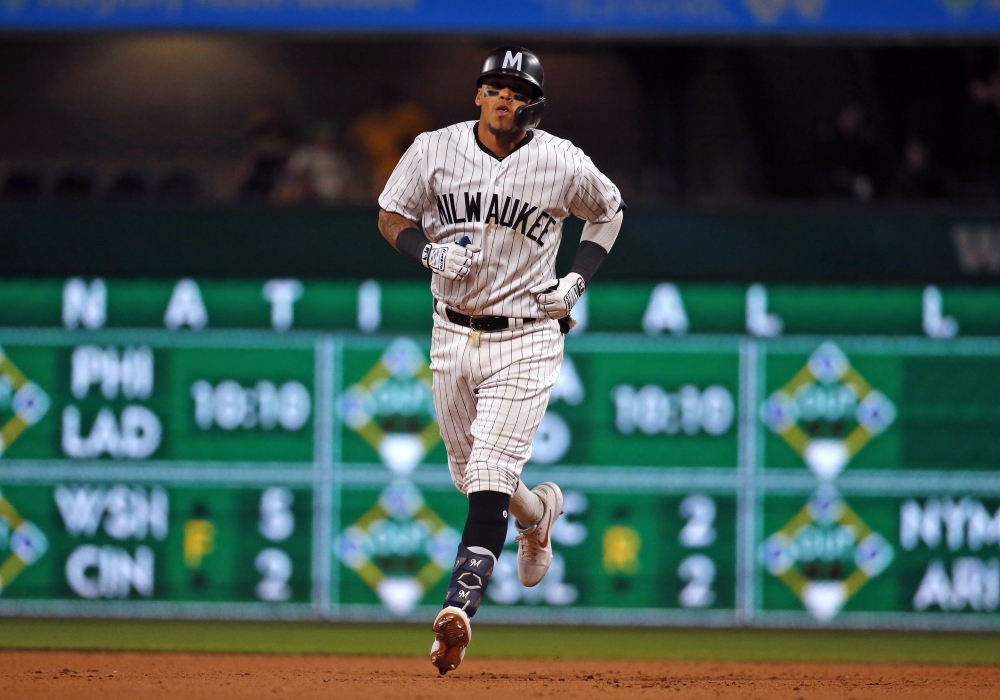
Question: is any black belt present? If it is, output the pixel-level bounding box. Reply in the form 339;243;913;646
443;306;536;332
435;300;572;334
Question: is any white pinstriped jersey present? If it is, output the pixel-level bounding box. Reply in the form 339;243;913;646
379;120;622;318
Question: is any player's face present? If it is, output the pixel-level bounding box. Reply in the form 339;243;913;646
476;77;533;134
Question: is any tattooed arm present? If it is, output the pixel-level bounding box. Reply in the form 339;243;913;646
378;209;420;250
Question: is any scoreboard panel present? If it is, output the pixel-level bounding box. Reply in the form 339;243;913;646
0;277;999;630
0;483;313;606
0;342;315;463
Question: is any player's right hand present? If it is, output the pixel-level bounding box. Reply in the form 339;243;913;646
421;241;481;281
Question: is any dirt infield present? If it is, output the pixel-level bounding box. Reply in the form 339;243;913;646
1;650;997;699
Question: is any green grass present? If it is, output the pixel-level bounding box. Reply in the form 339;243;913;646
1;619;999;665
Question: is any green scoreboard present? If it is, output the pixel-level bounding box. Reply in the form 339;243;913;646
0;277;999;629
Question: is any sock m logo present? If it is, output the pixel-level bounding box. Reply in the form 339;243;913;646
503;51;523;71
469;558;482;567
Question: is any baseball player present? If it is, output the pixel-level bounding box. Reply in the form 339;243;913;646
377;46;624;674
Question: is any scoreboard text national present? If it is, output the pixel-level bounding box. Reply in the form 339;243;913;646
0;277;998;629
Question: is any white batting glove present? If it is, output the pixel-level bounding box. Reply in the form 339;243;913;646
530;273;586;319
421;242;481;281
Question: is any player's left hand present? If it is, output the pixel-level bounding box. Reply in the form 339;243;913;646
530;273;586;319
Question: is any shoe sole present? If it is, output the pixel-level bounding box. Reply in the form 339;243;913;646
430;609;470;675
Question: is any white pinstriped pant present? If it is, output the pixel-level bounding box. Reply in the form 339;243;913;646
430;305;564;496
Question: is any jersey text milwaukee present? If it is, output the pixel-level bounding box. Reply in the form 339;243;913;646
379;121;622;318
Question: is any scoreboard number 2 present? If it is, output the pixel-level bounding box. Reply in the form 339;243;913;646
255;549;293;602
678;494;718;608
255;487;295;602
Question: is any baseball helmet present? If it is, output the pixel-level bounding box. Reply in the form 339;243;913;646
477;46;546;131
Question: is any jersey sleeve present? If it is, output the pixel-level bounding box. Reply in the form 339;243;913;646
378;133;431;222
567;149;623;224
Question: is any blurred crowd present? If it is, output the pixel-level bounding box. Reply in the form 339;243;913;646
813;69;1000;204
237;87;430;205
3;45;1000;208
232;59;1000;207
0;88;431;206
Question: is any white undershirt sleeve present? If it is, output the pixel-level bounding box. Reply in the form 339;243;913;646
580;208;624;253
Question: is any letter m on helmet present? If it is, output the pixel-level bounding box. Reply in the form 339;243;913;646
502;51;523;71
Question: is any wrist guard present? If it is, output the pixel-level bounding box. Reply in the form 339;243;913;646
396;227;431;263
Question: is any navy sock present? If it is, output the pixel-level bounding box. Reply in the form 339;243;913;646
461;490;510;559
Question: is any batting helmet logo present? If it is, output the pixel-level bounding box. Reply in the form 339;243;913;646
502;51;523;71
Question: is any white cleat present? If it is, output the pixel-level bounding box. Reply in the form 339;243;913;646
430;606;471;675
515;482;564;587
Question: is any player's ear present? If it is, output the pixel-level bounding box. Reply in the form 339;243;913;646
475;87;484;107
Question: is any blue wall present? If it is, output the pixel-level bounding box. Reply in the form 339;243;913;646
2;0;1000;34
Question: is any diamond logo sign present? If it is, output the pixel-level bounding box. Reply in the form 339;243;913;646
760;486;893;622
0;489;49;594
337;339;459;616
341;338;439;475
337;480;460;615
0;346;50;457
761;342;895;480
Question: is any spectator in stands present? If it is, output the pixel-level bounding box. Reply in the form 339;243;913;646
970;68;1000;112
350;85;431;200
963;70;1000;199
889;137;946;201
815;101;882;202
272;123;352;204
238;100;299;201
